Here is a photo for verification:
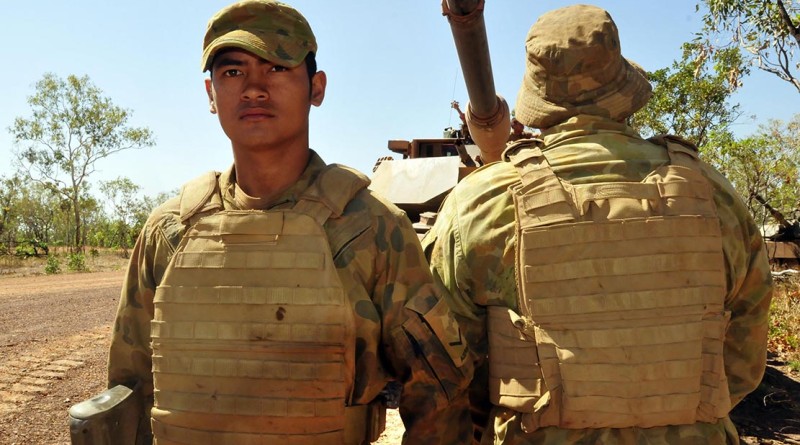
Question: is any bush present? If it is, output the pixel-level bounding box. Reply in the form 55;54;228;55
45;255;61;274
15;243;36;257
768;275;800;372
13;239;49;257
67;253;87;272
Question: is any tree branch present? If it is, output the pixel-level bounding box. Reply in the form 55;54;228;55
775;0;800;46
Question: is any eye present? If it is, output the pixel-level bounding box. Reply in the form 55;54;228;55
222;68;243;77
270;65;289;72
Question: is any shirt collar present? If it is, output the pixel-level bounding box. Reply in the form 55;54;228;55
540;114;643;149
220;149;328;210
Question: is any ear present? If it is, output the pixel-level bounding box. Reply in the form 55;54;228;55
205;78;217;114
310;71;327;107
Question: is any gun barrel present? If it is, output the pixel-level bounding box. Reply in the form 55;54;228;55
442;0;496;117
442;0;511;163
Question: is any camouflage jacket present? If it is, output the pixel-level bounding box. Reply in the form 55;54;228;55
421;115;773;445
108;150;473;445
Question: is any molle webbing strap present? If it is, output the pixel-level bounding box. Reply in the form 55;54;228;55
493;144;731;430
648;134;701;169
507;147;576;228
152;209;360;444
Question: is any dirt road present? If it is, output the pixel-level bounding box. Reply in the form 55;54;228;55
0;271;122;445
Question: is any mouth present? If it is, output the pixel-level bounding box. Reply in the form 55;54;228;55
239;108;275;120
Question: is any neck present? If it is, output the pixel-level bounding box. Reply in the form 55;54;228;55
232;142;311;201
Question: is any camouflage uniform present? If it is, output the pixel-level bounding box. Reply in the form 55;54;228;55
422;115;773;444
109;151;473;444
422;5;772;444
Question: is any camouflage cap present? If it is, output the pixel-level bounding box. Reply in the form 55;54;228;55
514;4;652;129
201;0;317;72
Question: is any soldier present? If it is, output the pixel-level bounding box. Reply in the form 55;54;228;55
507;117;535;143
422;5;772;444
107;1;472;444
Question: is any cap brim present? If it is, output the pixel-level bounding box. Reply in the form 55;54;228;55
201;29;308;72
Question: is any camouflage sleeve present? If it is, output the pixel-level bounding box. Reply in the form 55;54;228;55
374;209;474;445
107;207;179;410
704;166;773;407
421;193;491;443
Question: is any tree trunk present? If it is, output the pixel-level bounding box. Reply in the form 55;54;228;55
73;197;83;253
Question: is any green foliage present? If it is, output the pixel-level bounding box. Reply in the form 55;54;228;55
15;243;36;257
706;115;800;224
699;0;800;92
13;182;61;249
14;239;48;257
67;252;87;272
630;42;747;149
45;255;61;274
10;73;156;250
99;177;142;253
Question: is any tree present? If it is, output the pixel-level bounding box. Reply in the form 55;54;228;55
630;42;748;150
700;0;800;93
0;175;21;253
14;183;62;256
10;73;155;252
99;177;142;255
711;114;800;225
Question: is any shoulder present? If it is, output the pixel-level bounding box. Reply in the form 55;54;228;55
441;161;518;220
141;193;184;248
427;161;518;248
142;170;221;246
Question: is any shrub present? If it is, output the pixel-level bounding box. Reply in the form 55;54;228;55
67;253;87;272
768;275;800;373
45;255;61;274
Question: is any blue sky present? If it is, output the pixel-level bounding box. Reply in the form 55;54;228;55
1;1;797;199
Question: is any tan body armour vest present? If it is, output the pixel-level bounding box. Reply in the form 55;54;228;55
488;136;732;431
150;166;372;445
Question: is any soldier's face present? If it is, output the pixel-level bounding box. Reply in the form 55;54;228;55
205;49;326;152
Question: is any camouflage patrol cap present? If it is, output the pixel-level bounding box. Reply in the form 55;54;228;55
515;4;652;129
201;0;317;72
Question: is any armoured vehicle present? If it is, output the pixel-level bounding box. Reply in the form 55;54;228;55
370;102;483;235
370;0;510;236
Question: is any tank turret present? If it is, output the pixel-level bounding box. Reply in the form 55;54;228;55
370;0;509;236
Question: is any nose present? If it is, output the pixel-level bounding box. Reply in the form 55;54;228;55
241;72;269;102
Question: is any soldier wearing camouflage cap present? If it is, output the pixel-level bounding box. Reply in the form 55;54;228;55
422;5;772;444
106;1;473;444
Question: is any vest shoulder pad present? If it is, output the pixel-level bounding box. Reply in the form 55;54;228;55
647;134;700;160
299;164;370;217
503;138;545;163
179;171;222;222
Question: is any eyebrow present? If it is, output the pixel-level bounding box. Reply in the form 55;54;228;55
212;55;246;69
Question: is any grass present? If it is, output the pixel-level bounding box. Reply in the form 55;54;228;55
768;274;800;374
0;247;130;278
